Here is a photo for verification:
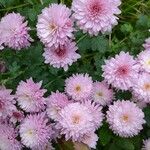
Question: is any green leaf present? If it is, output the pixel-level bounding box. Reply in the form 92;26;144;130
91;36;109;53
99;123;112;146
143;106;150;127
121;23;133;34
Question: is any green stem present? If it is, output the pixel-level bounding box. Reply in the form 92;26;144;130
77;34;87;44
60;0;64;4
0;3;30;12
39;0;43;5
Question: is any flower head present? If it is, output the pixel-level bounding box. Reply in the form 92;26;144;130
82;100;104;129
132;72;150;103
16;78;47;112
102;51;139;90
0;86;15;119
143;38;150;51
72;0;121;35
106;100;145;137
43;40;81;71
37;4;74;48
0;123;22;150
65;73;93;101
81;132;98;149
46;91;69;120
19;113;53;150
56;103;95;141
138;50;150;73
142;138;150;150
0;12;33;50
92;81;114;106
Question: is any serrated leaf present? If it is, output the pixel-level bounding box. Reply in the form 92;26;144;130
91;36;109;53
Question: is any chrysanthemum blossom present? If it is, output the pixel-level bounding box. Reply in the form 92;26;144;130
72;0;121;35
10;109;24;124
0;123;22;150
142;139;150;150
19;113;53;150
106;100;145;137
0;86;15;119
16;78;47;112
82;100;104;129
92;81;114;106
102;51;139;90
138;50;150;73
132;73;150;103
37;4;74;48
0;12;33;50
143;38;150;51
56;103;95;141
81;132;98;149
65;74;93;101
43;40;81;71
46;91;69;120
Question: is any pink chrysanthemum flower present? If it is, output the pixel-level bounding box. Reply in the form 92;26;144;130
72;0;121;36
138;50;150;73
0;12;33;50
19;113;53;150
106;100;145;137
132;73;150;103
56;103;95;141
10;109;24;124
81;132;98;149
0;123;22;150
37;4;74;48
43;40;81;71
142;139;150;150
92;81;114;106
46;91;69;120
16;78;47;112
82;100;104;129
0;86;15;119
65;73;93;101
143;38;150;51
102;51;139;90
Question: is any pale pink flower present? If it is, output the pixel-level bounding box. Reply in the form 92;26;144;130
37;4;74;48
82;100;104;129
16;78;47;112
81;132;98;149
10;109;24;124
138;50;150;73
92;81;114;106
102;51;139;90
65;73;93;101
19;113;53;150
0;123;22;150
46;91;69;120
0;12;33;50
142;138;150;150
0;86;15;119
56;103;95;141
132;72;150;103
72;0;121;35
143;38;150;51
106;100;145;137
43;40;81;71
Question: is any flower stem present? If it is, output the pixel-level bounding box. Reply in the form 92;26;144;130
77;34;87;44
60;0;64;4
0;3;30;12
39;0;43;5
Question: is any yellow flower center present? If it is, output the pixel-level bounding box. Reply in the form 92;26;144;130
144;83;150;91
75;85;81;92
27;129;33;136
97;91;103;97
122;114;129;122
72;115;80;124
146;60;150;65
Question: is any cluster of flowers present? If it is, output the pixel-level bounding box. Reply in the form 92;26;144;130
0;65;149;149
0;0;121;71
